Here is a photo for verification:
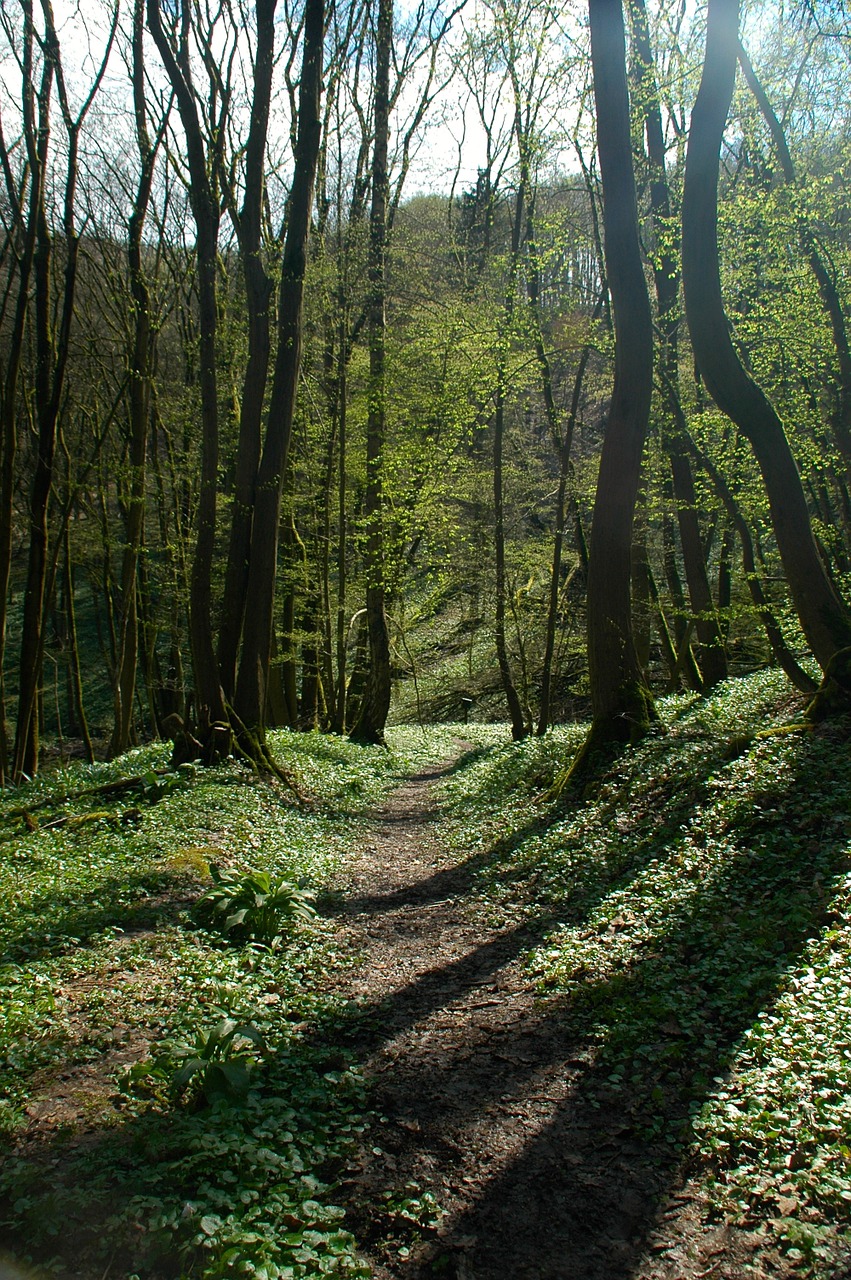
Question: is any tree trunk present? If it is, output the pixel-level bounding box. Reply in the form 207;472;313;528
350;0;393;745
234;0;324;737
13;0;111;779
575;0;657;770
681;0;851;672
493;373;527;741
147;0;226;725
630;0;728;689
64;526;94;761
536;288;601;735
217;0;277;699
0;10;45;782
737;39;851;473
109;0;159;758
686;433;818;694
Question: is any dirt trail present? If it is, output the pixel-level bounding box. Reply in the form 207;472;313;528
331;751;737;1280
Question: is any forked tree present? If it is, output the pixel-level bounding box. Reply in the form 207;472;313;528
682;0;851;707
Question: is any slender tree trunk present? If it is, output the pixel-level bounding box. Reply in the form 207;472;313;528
660;487;701;691
110;0;159;757
686;433;818;694
717;519;734;642
631;496;652;677
682;0;851;673
147;0;226;725
334;349;349;733
0;16;44;782
630;0;728;688
64;526;94;761
234;0;324;738
737;39;851;472
217;0;277;699
13;0;108;779
536;289;601;735
299;594;321;729
350;0;393;745
645;563;681;687
493;373;526;741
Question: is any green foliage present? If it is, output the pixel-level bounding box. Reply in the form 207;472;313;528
125;1017;268;1105
0;730;397;1279
199;866;317;947
430;671;851;1272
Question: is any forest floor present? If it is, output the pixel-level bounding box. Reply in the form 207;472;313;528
328;746;832;1280
3;674;851;1279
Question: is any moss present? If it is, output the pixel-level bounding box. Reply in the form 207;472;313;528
754;724;810;742
806;646;851;723
548;679;660;798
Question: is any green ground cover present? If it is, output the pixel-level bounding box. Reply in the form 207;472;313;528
435;669;851;1275
0;731;418;1280
2;679;850;1277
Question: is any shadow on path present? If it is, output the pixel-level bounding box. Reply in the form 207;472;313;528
327;728;851;1280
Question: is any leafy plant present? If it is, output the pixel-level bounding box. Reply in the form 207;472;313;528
199;864;316;946
125;1017;267;1104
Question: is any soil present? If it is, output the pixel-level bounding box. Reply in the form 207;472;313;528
330;747;816;1280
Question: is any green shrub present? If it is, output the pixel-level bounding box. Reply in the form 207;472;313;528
199;865;316;946
124;1017;267;1105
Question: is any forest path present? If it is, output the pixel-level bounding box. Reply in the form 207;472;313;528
329;747;716;1280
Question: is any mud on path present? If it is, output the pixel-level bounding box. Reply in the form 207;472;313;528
329;749;785;1280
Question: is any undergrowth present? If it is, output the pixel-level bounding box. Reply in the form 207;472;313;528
432;669;851;1276
0;730;402;1280
4;679;851;1277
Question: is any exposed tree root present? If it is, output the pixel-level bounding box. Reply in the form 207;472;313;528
547;681;661;799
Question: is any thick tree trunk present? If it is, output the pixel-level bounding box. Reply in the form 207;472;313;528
682;0;851;672
577;0;657;766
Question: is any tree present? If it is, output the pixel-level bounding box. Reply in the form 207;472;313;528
349;0;393;744
12;0;117;782
233;0;326;743
109;0;170;757
682;0;851;688
147;0;231;726
216;0;278;706
629;0;728;691
567;0;657;778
